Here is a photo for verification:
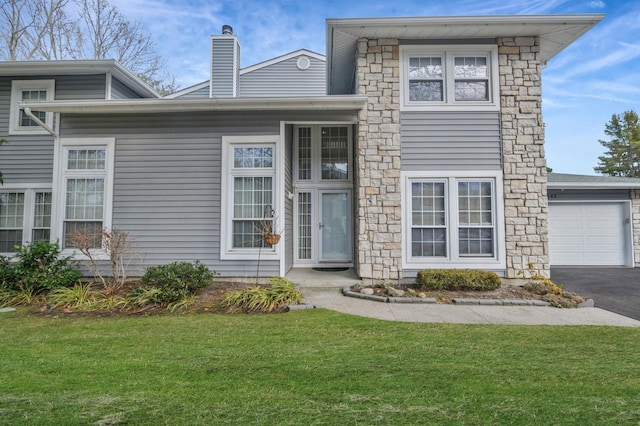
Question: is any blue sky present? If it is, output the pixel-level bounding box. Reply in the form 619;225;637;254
110;0;640;176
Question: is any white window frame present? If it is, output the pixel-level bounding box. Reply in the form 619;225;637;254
52;137;115;259
293;124;353;185
401;171;506;270
9;79;55;135
400;45;499;111
221;135;281;261
0;184;52;255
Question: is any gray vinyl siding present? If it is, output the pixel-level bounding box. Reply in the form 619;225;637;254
211;38;237;98
0;135;53;183
0;74;111;184
548;189;631;201
111;78;143;99
239;56;326;97
59;109;357;277
0;77;54;183
401;111;502;171
56;75;106;100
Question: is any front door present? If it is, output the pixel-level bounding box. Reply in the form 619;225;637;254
295;189;352;265
320;191;351;262
293;125;353;267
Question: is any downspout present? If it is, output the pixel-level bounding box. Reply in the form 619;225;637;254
23;107;58;138
24;107;63;251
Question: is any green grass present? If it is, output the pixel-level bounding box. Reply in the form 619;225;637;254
0;309;638;425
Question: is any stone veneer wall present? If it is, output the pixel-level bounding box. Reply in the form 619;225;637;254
355;37;402;280
632;189;640;265
498;37;549;278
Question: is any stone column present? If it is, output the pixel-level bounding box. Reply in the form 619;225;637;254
355;37;402;280
498;37;549;278
632;189;640;265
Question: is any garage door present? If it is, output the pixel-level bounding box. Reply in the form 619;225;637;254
549;202;628;266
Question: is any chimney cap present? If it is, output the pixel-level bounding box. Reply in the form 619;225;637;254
222;25;233;35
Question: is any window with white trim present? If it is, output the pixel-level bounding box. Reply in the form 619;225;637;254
221;136;279;259
406;176;500;265
54;138;114;252
401;46;497;109
9;80;55;135
0;188;52;253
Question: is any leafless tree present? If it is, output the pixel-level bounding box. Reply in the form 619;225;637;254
0;0;177;94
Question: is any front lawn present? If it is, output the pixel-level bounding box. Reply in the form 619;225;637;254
1;309;638;425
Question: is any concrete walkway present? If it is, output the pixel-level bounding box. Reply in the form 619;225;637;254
299;287;640;327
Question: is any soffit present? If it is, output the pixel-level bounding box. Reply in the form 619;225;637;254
327;15;604;94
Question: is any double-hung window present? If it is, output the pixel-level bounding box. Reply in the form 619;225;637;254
401;46;497;109
0;188;52;253
405;173;504;268
55;138;114;252
9;80;55;135
221;136;279;259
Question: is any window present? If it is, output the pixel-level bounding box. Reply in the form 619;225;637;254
411;181;446;257
404;173;504;269
408;56;444;102
294;125;351;183
0;188;52;253
9;80;55;135
401;46;497;110
221;136;279;260
53;138;114;253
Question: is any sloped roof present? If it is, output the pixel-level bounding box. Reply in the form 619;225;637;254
0;59;159;98
548;173;640;189
327;14;604;95
166;49;324;98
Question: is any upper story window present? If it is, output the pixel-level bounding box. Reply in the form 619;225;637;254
401;46;498;111
9;80;55;135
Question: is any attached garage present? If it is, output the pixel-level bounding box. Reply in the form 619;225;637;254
547;173;640;267
549;202;629;265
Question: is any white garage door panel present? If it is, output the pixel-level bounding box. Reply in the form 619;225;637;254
549;202;627;266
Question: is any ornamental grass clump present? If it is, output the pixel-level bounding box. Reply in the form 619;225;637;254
221;277;303;313
416;269;501;291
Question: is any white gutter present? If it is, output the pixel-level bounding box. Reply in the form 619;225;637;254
548;182;640;189
20;96;369;114
23;107;58;138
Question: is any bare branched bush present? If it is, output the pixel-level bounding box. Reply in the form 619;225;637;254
67;227;136;293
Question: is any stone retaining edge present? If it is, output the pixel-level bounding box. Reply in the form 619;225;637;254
342;286;596;308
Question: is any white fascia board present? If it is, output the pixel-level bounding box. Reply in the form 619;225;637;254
240;49;326;75
19;95;368;114
326;14;605;30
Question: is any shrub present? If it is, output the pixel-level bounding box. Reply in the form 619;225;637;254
138;261;216;304
8;240;81;293
416;269;501;291
222;277;303;313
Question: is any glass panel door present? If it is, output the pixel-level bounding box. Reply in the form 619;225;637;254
320;191;351;262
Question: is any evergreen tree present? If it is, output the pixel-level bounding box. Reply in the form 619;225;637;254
594;110;640;177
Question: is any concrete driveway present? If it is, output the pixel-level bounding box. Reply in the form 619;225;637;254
551;267;640;321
